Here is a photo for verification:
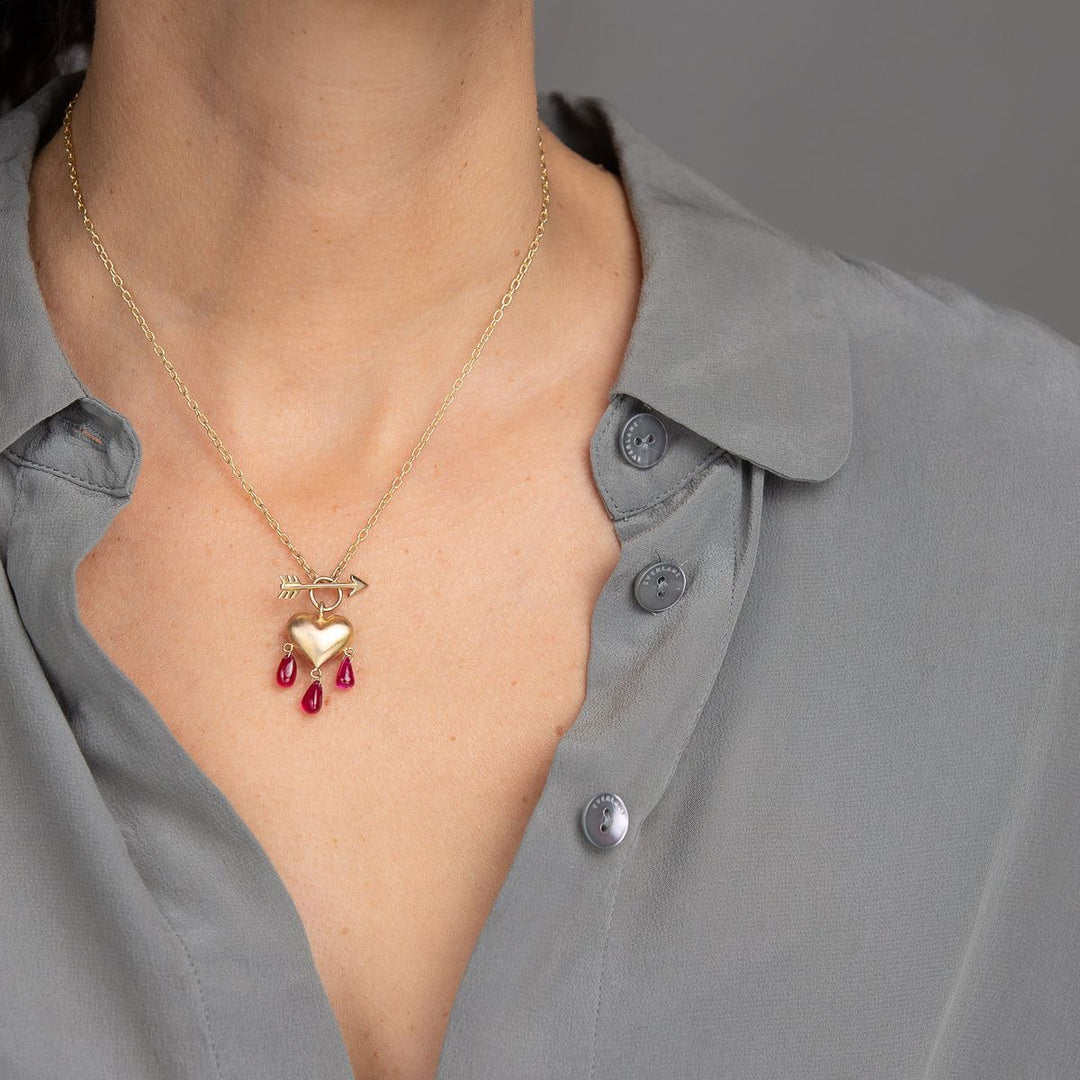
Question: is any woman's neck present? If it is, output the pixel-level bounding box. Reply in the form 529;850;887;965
43;0;553;401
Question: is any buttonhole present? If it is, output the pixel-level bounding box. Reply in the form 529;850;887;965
57;412;109;452
77;426;105;446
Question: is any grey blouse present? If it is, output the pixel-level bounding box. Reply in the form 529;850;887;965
2;69;1079;1080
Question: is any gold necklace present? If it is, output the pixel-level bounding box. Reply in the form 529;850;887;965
61;90;551;715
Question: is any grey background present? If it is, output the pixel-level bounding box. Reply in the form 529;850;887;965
536;1;1079;346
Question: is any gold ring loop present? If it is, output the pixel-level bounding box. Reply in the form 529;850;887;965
308;576;345;614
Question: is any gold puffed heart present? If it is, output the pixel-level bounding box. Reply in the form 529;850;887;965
287;612;353;669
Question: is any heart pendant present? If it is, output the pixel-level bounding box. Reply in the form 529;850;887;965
276;572;367;713
287;611;353;668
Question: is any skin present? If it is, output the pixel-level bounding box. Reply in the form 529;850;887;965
27;2;642;1077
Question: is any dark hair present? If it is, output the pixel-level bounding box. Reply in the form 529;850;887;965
0;0;95;116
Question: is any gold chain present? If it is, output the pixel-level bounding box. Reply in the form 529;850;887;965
61;90;551;584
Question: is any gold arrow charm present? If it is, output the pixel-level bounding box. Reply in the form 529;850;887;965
278;573;368;600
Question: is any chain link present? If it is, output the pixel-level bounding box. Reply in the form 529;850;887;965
61;90;551;584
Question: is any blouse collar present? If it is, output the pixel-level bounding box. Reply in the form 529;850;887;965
1;70;852;483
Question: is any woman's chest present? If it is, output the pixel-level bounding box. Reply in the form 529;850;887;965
11;412;1070;1079
70;445;622;1080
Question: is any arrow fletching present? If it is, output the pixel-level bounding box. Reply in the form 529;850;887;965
278;574;303;599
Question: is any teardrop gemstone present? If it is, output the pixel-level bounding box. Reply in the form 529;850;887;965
301;680;323;714
276;654;297;687
335;654;355;689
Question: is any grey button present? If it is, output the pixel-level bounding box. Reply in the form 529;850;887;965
619;412;668;469
581;793;630;848
633;561;688;613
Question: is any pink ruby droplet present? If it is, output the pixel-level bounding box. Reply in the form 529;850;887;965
335;654;355;689
301;680;323;714
276;654;297;687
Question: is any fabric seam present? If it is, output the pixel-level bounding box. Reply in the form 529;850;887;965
586;459;741;1078
2;445;136;497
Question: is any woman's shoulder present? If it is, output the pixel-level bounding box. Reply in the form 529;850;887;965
819;240;1080;490
795;240;1080;620
824;240;1079;399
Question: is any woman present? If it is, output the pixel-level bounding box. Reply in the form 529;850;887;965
1;3;1077;1079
